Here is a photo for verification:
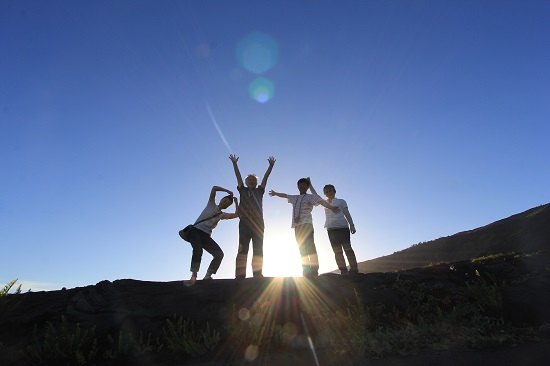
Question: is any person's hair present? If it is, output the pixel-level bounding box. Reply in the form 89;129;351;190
323;184;336;193
221;194;233;205
297;178;310;187
245;174;258;182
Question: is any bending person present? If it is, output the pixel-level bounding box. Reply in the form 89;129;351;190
185;186;239;284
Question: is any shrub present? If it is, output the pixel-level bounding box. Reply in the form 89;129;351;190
27;315;97;365
162;315;220;357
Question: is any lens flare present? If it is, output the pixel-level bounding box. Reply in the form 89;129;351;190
238;307;251;321
244;344;259;361
249;77;274;103
237;32;278;74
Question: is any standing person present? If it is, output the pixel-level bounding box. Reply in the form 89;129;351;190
310;182;359;275
229;154;276;278
182;186;239;285
269;178;339;278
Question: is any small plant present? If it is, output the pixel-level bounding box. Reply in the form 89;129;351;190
1;279;23;312
466;270;504;313
103;330;163;359
27;315;97;365
162;315;220;357
1;279;22;296
471;253;505;263
226;300;286;357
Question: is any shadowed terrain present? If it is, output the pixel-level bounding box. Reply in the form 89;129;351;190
357;204;550;273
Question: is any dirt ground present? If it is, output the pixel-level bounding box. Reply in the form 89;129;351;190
181;340;550;366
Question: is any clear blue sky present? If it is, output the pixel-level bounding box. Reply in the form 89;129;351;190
1;1;549;291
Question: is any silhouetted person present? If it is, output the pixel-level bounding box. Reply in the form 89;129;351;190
269;178;339;278
310;182;358;275
229;154;275;278
184;186;239;285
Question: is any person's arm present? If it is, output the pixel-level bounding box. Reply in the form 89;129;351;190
225;197;240;219
269;190;288;199
308;177;322;198
209;186;233;203
343;206;356;234
317;199;340;214
229;154;244;188
260;156;276;189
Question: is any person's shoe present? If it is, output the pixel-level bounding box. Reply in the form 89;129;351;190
340;269;349;275
203;275;213;281
235;275;245;279
348;269;359;276
184;275;197;286
253;273;264;278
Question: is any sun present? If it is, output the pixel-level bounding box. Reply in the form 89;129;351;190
262;222;303;277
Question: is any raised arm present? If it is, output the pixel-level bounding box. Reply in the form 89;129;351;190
260;156;276;189
209;186;233;203
308;177;322;199
229;154;244;188
269;190;288;199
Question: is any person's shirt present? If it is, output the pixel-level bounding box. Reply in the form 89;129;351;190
323;197;350;230
194;201;232;235
237;186;265;229
287;193;321;228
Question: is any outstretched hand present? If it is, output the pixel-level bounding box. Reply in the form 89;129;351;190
229;154;239;163
268;190;276;197
268;156;276;166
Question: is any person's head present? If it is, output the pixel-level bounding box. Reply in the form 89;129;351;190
245;174;258;188
297;178;310;194
323;184;336;199
219;195;233;209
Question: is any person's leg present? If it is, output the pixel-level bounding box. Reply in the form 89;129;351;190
303;225;318;276
337;228;357;273
328;229;349;274
186;227;205;283
201;235;224;279
188;227;204;274
294;224;311;276
296;224;316;277
235;222;252;278
251;227;264;277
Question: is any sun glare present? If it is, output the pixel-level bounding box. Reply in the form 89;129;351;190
262;223;303;277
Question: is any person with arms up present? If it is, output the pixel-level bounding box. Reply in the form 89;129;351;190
181;186;239;285
310;181;359;275
269;178;339;278
229;154;276;278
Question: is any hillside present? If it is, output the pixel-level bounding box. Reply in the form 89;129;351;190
357;203;550;273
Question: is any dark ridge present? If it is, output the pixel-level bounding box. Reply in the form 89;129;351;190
357;203;550;273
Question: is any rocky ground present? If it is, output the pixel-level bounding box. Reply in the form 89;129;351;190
1;250;549;365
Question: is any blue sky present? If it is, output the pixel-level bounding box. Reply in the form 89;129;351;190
1;1;549;291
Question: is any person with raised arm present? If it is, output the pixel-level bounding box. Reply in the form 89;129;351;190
269;178;339;278
229;154;276;278
182;186;239;285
